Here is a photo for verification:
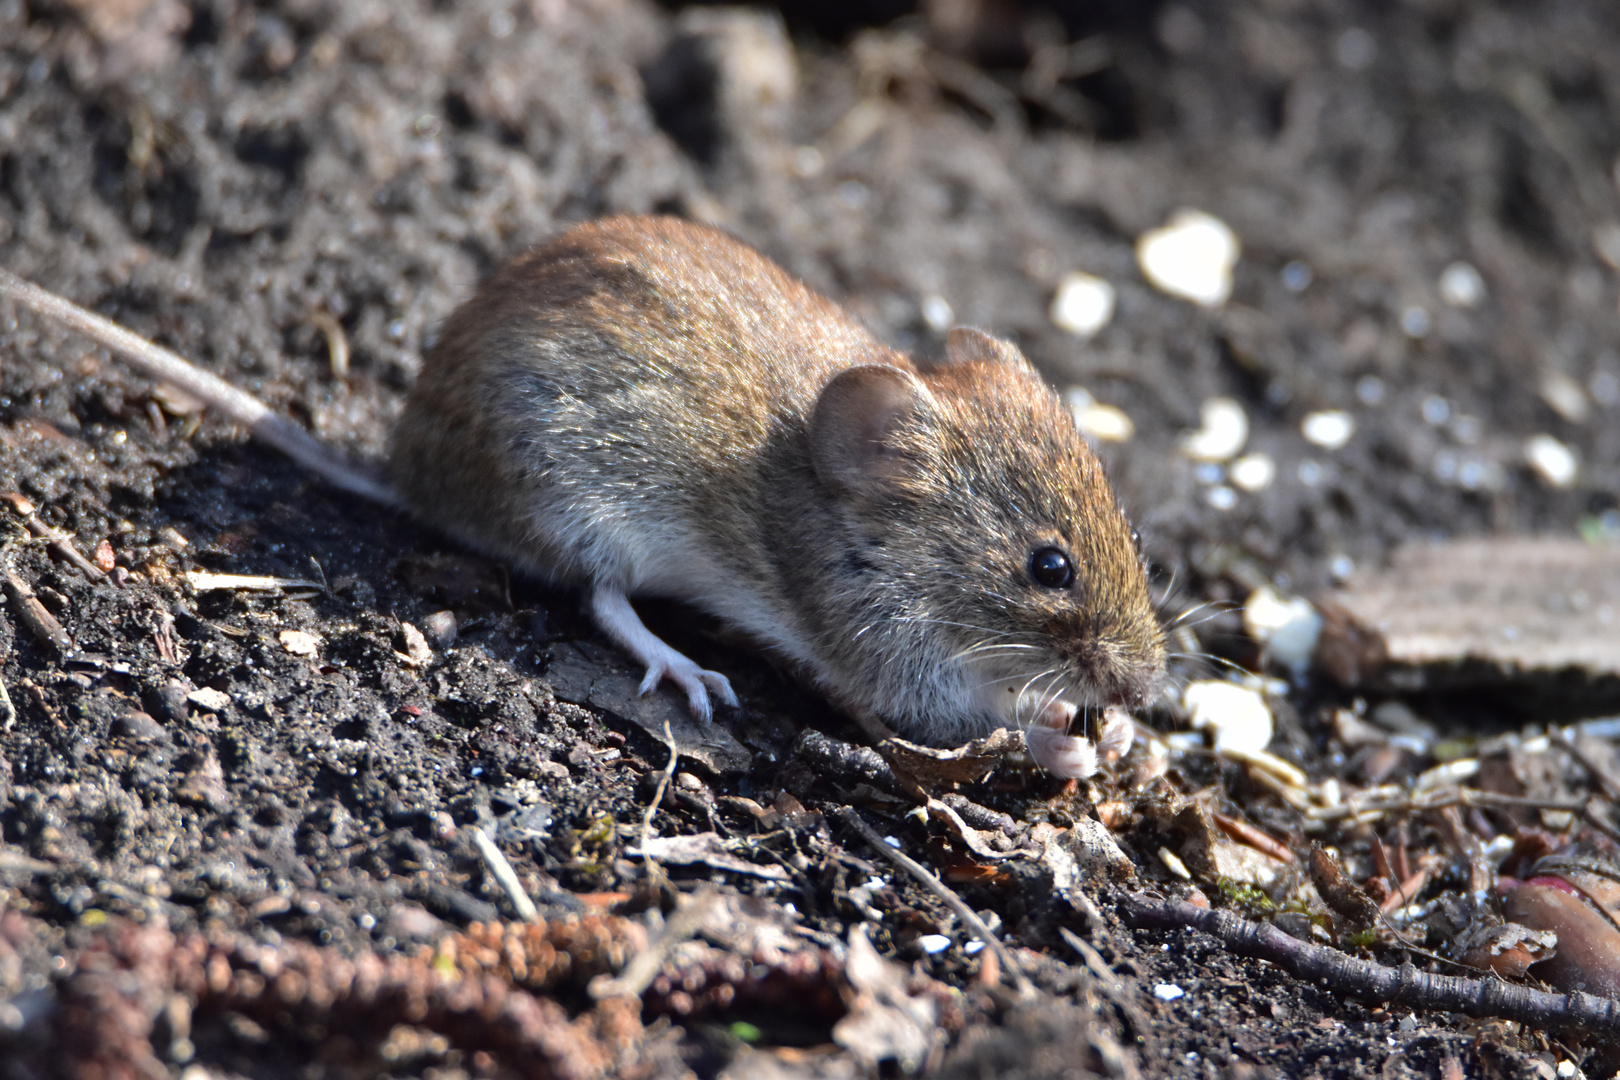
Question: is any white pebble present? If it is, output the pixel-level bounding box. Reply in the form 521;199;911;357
1329;554;1355;581
918;934;951;955
1438;261;1485;308
1301;410;1355;450
1229;452;1276;492
1065;387;1135;442
964;940;985;954
1524;434;1579;488
1137;209;1240;308
1179;397;1249;461
921;295;954;333
1421;395;1451;425
1050;272;1115;338
1355;375;1385;406
1205;485;1237;511
1401;306;1431;338
1243;587;1323;676
1184;680;1273;755
1280;260;1312;292
1154;983;1186;1002
1539;372;1590;424
279;629;321;657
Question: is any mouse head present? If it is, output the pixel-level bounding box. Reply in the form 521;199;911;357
809;327;1164;745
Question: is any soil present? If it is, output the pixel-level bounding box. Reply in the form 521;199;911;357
1;0;1618;1077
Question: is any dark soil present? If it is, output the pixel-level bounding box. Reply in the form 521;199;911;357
1;0;1618;1077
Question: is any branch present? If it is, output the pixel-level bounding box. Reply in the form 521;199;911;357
1119;893;1620;1040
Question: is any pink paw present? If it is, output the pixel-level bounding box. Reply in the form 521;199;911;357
637;657;738;724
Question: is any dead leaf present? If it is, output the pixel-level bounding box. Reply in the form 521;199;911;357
877;729;1020;785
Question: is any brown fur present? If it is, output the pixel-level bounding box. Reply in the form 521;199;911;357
391;215;1164;744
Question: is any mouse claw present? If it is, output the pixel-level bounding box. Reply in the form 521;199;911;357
636;658;736;725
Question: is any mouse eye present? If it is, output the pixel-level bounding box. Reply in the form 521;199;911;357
1129;527;1142;552
1029;547;1075;589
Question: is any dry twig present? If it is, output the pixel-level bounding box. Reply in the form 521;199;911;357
1120;893;1620;1039
837;806;1035;999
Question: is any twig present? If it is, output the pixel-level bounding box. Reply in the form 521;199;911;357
836;806;1035;1000
0;268;396;505
1551;729;1620;805
3;566;71;654
1312;787;1620;847
185;571;325;593
1;493;105;581
470;826;538;924
1211;810;1296;864
638;718;680;889
1378;859;1440;916
588;889;722;1000
1119;893;1620;1039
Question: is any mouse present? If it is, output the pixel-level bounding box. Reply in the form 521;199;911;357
0;214;1164;778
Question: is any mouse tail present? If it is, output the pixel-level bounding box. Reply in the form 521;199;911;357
0;267;398;507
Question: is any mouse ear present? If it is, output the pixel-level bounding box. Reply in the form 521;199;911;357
811;365;936;497
942;327;1034;371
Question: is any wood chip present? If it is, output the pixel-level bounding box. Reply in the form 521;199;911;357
1317;538;1620;687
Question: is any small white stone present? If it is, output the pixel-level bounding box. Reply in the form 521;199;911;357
1421;395;1451;425
1438;261;1485;308
964;940;985;954
1556;1060;1577;1079
1179;397;1249;461
1154;983;1186;1002
1280;260;1312;292
1539;372;1590;424
1137;209;1240;308
279;629;320;657
1229;453;1276;492
1183;680;1273;755
921;295;954;332
1205;485;1237;511
1158;847;1192;880
1302;410;1355;450
1243;587;1323;676
186;687;232;712
1063;388;1134;442
1525;434;1579;488
1050;271;1115;338
1401;306;1431;338
1355;375;1385;406
918;934;951;955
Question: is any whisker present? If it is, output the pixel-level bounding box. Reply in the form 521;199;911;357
950;641;1040;662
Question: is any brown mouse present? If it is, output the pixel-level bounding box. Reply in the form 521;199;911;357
1;215;1164;776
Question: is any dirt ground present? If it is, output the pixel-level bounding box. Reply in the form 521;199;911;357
1;0;1619;1076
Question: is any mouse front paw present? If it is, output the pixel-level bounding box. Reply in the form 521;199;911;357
1025;723;1100;779
637;657;738;724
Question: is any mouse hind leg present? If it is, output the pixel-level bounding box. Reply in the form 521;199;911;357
589;584;738;723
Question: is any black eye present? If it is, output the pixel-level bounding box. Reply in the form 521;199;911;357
1029;547;1074;589
1129;527;1142;552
